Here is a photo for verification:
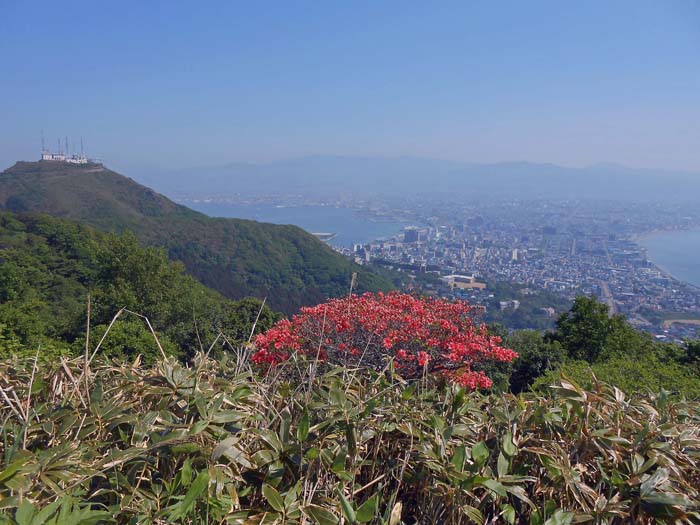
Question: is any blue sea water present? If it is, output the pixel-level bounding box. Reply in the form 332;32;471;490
639;229;700;287
187;202;408;248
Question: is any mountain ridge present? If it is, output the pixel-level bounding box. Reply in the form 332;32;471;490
135;156;700;202
0;160;392;313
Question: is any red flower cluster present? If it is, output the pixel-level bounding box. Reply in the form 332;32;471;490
252;292;517;389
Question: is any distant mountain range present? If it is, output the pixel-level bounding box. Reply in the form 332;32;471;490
0;161;392;313
137;156;700;202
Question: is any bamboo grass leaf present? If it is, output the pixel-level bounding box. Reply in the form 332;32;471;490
166;470;210;520
355;493;379;522
14;501;35;525
472;441;489;466
336;488;356;523
305;505;339;525
297;410;310;442
501;503;516;524
481;478;508;498
262;483;285;513
460;505;484;524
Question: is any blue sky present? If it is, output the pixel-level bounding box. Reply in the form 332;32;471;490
2;1;699;172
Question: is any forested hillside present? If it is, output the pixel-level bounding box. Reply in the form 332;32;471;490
0;211;280;360
500;296;700;398
0;161;392;313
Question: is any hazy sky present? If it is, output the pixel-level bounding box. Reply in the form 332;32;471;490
2;1;700;173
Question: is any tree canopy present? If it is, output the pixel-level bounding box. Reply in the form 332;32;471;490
0;211;280;361
501;295;700;398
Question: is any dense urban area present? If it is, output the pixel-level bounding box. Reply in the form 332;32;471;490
344;198;700;340
185;194;700;341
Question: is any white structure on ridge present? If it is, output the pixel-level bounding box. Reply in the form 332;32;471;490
40;136;90;164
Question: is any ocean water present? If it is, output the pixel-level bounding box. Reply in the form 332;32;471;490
188;202;408;247
639;228;700;287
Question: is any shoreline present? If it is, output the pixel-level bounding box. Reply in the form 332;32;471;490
187;201;411;248
633;224;700;242
632;227;700;291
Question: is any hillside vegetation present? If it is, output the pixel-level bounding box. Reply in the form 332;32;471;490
0;211;280;361
3;210;699;398
1;211;700;524
498;297;700;399
2;162;700;524
0;161;391;313
1;351;699;524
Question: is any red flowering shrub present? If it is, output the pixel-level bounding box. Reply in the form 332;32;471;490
252;292;517;389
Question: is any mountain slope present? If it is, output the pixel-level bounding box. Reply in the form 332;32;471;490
0;211;280;359
0;161;391;313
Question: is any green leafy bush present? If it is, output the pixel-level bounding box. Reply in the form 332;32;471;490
1;351;699;524
503;297;700;398
533;356;700;399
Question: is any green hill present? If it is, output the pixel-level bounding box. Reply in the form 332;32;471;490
0;161;392;313
0;211;281;360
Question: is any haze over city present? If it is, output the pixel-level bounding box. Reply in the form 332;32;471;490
2;1;700;174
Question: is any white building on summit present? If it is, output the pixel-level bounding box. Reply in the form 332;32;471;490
41;151;89;163
40;136;90;164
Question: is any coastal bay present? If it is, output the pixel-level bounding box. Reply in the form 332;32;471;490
187;202;408;248
638;228;700;288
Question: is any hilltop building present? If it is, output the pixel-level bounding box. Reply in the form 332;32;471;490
40;137;90;164
41;150;89;164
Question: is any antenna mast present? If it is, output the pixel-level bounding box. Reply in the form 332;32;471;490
41;129;45;152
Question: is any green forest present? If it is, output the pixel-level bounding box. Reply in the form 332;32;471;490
0;211;280;362
0;162;391;313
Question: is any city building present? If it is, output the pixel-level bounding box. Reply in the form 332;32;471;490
441;274;487;290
